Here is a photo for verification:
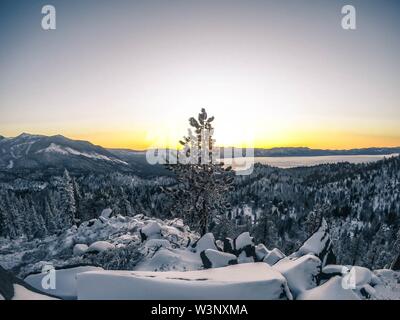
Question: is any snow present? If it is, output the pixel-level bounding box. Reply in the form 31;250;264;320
255;244;269;261
234;232;254;251
291;219;335;267
76;263;292;300
273;254;321;297
87;241;115;253
100;208;113;219
12;284;58;300
140;221;162;241
134;247;202;272
200;249;237;268
372;269;400;300
191;233;218;253
6;160;13;169
263;248;285;265
36;143;128;165
25;266;103;299
73;244;88;256
297;276;361;300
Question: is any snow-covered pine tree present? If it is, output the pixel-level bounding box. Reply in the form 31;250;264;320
390;228;400;270
164;108;234;235
59;169;77;229
304;204;326;236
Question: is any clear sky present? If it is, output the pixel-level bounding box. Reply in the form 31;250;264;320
1;0;399;150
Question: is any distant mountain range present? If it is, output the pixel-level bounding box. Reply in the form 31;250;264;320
0;133;399;176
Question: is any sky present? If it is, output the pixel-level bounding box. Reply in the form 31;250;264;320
0;0;400;150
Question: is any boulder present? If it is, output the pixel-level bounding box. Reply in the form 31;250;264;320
191;233;219;253
0;266;58;300
273;254;321;297
100;208;113;219
255;244;269;261
73;244;88;256
223;238;234;254
263;248;285;266
87;241;115;253
297;276;360;300
291;219;336;267
200;249;238;269
139;221;162;242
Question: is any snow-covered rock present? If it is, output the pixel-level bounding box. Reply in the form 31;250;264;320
200;249;237;268
297;276;360;300
234;232;254;251
273;254;321;297
237;251;255;264
371;269;400;300
134;247;202;272
76;263;293;300
144;239;171;249
25;266;103;299
255;244;269;261
191;233;218;253
223;238;234;253
100;208;113;219
291;219;336;267
73;244;89;256
0;266;58;300
139;221;162;242
263;248;285;266
87;241;115;253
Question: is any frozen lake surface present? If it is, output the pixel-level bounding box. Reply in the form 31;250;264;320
225;154;399;169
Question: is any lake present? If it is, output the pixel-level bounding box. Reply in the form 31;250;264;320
224;154;399;170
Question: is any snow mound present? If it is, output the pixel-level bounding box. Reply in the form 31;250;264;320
76;263;292;300
297;276;360;300
263;248;286;266
273;254;321;297
73;244;88;256
291;219;336;267
87;241;115;253
200;249;237;268
25;266;103;299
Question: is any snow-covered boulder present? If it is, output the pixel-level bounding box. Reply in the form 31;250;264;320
200;249;237;269
100;208;113;219
73;244;88;256
291;219;336;267
297;276;360;300
273;254;321;297
25;266;103;299
144;239;171;249
255;244;269;261
371;269;400;300
87;241;115;253
223;238;234;254
322;265;380;287
139;221;162;242
191;233;218;253
234;232;254;251
237;251;255;264
263;248;286;266
134;247;203;272
0;266;58;300
76;263;293;300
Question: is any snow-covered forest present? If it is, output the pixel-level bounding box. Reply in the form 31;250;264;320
1;125;400;300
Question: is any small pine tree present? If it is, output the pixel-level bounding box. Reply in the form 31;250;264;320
164;109;234;235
